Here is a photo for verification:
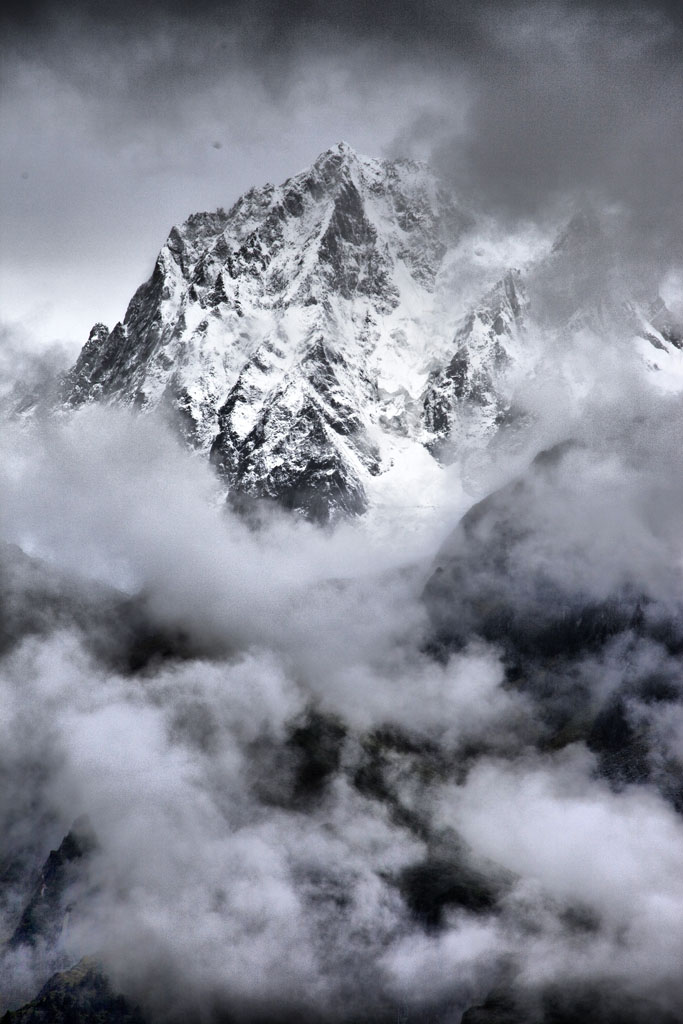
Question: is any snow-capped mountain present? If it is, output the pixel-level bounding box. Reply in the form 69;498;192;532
422;269;529;461
62;143;470;520
61;143;683;521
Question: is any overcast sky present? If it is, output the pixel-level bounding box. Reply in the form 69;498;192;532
2;7;683;1020
1;0;682;352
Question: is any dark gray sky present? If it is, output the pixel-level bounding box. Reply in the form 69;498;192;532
1;0;682;350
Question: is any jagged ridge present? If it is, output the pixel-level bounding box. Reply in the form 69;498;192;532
60;147;683;521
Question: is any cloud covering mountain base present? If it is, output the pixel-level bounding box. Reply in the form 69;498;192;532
2;0;683;1018
1;380;683;1023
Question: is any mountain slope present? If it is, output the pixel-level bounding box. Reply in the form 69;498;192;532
62;143;471;520
60;146;683;521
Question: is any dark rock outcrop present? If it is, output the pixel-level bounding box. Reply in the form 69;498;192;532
1;959;144;1024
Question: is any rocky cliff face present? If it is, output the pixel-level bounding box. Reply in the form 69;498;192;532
61;145;683;521
422;269;529;460
62;143;475;520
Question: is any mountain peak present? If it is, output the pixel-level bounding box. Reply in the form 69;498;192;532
60;147;474;520
308;142;434;189
315;140;363;163
308;141;374;185
329;140;356;158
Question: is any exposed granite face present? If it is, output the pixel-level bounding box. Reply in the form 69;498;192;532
422;270;527;460
1;959;144;1024
9;819;96;952
209;335;380;522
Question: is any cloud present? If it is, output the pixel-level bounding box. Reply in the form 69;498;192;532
2;363;683;1021
446;22;683;266
2;3;683;1020
437;747;683;1002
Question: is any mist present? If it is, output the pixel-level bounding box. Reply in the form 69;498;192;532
2;1;683;1021
2;352;683;1021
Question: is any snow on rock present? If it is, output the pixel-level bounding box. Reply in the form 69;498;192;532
60;144;683;522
